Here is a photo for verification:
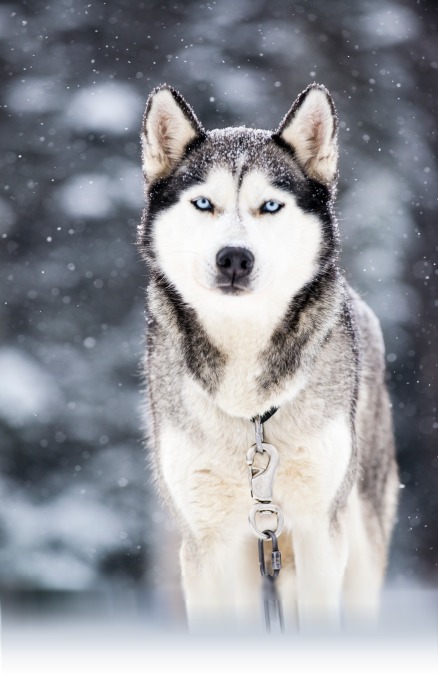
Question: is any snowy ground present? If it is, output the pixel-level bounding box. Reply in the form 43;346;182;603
3;585;437;677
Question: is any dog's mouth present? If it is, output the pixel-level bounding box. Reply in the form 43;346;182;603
217;283;248;295
214;270;253;295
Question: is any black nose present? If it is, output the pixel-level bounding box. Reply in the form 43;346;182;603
216;246;255;282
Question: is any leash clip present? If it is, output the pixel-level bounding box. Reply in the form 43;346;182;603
246;442;279;502
248;502;284;539
258;529;282;578
247;414;285;633
247;415;283;539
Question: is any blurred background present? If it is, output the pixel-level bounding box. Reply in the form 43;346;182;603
0;0;436;620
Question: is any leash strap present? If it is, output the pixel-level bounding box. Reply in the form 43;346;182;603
258;529;285;633
262;577;285;634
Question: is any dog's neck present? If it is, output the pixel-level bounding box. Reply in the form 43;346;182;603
148;266;344;418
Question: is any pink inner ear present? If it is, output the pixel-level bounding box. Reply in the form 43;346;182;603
308;116;325;152
157;114;172;153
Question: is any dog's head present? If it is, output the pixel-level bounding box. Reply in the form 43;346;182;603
140;84;339;322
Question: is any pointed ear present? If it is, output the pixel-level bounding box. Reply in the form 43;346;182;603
141;85;204;183
276;84;338;186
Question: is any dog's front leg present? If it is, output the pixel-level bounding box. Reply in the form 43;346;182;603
287;415;352;629
180;535;261;631
292;514;348;628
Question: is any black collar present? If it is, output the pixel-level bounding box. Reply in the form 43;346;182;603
251;406;279;425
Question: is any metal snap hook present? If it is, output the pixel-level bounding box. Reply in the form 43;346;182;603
246;442;279;502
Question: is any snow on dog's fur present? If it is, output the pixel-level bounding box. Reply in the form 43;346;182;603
138;83;399;629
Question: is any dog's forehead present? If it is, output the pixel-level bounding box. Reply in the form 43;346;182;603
178;126;305;194
207;126;271;159
182;127;276;177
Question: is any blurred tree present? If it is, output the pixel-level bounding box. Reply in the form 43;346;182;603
0;0;436;589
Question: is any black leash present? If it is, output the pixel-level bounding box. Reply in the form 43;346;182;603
262;578;285;633
258;529;285;633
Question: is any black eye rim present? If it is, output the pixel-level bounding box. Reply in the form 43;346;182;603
191;196;214;212
260;200;284;214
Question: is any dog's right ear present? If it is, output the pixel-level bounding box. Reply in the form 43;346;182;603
142;85;205;183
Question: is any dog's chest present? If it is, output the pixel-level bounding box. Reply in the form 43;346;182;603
158;402;352;538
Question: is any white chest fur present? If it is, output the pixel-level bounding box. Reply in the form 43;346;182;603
158;402;352;541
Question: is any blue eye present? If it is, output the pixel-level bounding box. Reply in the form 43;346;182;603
192;197;213;212
261;200;283;214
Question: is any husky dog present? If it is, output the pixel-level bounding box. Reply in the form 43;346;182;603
138;83;398;629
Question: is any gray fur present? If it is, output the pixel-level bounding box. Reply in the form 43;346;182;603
138;84;399;624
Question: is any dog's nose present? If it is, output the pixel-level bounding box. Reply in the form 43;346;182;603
216;246;255;281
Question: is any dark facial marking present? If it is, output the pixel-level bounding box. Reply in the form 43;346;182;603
153;274;225;393
257;266;340;393
139;134;207;260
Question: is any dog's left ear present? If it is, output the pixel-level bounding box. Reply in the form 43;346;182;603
276;83;338;186
142;84;205;183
